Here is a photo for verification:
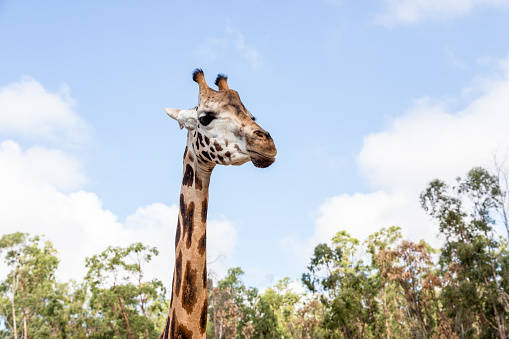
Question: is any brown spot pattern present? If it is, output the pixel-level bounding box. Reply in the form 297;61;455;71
204;135;210;145
185;202;195;248
179;194;185;219
198;233;206;256
188;150;195;162
197;133;205;147
180;194;195;249
213;140;223;151
163;314;170;339
176;323;193;339
182;260;198;314
170;309;176;338
182;164;194;187
170;275;174;308
195;172;203;190
201;151;212;161
203;262;207;289
175;220;181;248
200;298;208;334
175;251;182;297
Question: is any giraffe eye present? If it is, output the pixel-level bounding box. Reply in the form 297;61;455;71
199;115;215;126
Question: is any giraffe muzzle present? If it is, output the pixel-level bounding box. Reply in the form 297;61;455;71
248;151;276;168
246;129;277;168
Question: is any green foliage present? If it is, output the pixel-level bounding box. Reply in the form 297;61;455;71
297;166;509;339
208;268;247;338
257;278;300;338
0;233;60;338
0;237;166;339
420;167;508;338
303;231;378;338
302;241;342;295
84;243;166;338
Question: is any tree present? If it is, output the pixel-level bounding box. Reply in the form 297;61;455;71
381;240;453;339
0;233;59;339
421;167;509;338
290;295;327;339
84;242;166;338
365;226;404;339
258;278;301;338
303;231;376;338
0;235;168;338
208;267;244;339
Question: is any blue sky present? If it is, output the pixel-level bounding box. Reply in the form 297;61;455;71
1;0;509;290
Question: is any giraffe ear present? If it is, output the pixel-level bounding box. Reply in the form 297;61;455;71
165;108;197;131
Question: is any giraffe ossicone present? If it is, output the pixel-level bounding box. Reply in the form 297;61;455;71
160;69;276;339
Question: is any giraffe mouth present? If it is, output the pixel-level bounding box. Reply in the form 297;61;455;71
248;151;275;168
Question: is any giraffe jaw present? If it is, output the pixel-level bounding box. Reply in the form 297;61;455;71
248;151;276;168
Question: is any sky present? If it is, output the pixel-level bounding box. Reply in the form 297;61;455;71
1;0;509;291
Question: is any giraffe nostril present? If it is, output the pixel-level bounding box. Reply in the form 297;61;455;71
254;130;269;140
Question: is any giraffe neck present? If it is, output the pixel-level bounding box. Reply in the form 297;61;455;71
161;143;214;339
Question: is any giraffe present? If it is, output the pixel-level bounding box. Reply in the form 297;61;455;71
159;69;277;338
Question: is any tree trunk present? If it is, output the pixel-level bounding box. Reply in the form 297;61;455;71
219;312;223;339
485;276;506;339
11;293;18;339
118;296;133;339
211;288;218;339
136;262;150;339
382;283;390;339
23;307;28;339
11;274;18;339
485;229;507;339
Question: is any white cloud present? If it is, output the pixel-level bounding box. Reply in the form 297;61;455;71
314;192;431;244
201;217;239;282
358;64;509;194
0;140;86;192
445;47;468;70
0;140;124;280
207;218;237;263
0;77;90;143
376;0;509;26
194;37;228;61
194;21;262;70
287;54;509;264
225;22;262;70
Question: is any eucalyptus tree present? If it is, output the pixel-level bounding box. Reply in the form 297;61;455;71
421;167;508;339
303;231;376;338
0;233;59;339
84;242;166;338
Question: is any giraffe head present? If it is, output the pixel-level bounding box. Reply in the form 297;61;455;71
165;69;277;168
